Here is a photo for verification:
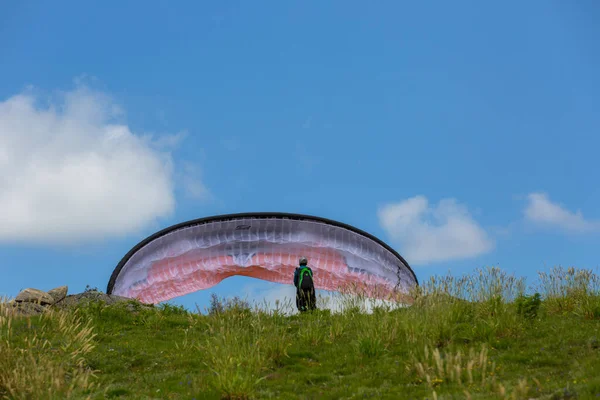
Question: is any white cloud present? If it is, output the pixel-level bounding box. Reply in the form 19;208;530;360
378;196;494;265
145;131;188;150
0;85;184;244
179;162;211;200
524;193;598;233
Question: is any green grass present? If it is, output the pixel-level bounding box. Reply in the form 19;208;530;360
2;266;600;399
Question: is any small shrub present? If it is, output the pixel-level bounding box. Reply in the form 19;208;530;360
84;284;103;294
75;299;108;321
515;293;542;320
158;302;188;316
208;293;225;315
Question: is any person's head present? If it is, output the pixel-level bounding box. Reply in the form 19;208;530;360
299;256;308;266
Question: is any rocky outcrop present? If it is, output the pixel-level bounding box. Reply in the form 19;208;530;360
9;301;46;316
15;288;55;305
53;291;153;312
47;285;68;303
4;286;153;316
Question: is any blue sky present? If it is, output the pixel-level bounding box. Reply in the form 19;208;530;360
1;1;598;312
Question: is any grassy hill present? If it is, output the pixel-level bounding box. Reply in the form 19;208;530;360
1;266;600;399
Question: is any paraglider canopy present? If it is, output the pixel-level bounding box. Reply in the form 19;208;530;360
107;213;418;304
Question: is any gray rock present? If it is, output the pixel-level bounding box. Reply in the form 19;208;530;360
53;291;153;311
47;286;68;303
9;301;47;316
4;287;154;317
15;288;55;305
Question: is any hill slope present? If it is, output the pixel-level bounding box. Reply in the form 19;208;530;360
1;266;599;399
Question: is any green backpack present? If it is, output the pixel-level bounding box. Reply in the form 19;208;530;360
298;267;314;290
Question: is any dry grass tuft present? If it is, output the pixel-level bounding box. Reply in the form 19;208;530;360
0;297;98;400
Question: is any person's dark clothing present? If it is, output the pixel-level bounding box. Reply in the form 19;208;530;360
294;266;316;312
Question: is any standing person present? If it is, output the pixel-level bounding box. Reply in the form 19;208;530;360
293;256;317;312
